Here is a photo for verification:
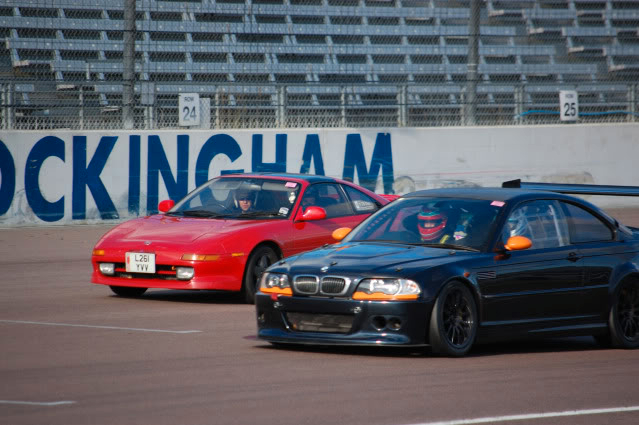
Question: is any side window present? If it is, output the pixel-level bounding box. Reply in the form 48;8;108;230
562;202;614;243
342;185;379;215
503;200;569;249
301;183;350;218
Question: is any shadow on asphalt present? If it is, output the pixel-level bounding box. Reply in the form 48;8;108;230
108;289;246;305
469;336;602;356
252;336;604;358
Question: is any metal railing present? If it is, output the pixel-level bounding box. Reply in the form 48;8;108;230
1;81;637;130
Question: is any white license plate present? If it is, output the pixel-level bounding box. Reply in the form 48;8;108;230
126;252;156;273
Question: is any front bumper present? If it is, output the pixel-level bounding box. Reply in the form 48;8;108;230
91;253;245;291
255;292;432;346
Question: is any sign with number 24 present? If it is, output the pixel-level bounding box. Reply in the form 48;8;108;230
179;93;201;127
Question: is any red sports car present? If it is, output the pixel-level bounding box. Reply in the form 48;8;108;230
91;173;394;303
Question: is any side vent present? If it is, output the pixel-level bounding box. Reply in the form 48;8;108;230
477;271;497;280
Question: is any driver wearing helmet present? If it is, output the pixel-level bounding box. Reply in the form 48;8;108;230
417;205;470;244
417;206;452;243
235;188;256;213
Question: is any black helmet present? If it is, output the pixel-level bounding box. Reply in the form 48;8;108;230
234;187;257;208
236;188;253;201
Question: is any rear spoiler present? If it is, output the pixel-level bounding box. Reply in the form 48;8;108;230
502;179;639;197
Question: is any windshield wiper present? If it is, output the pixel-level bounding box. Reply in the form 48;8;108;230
180;210;231;218
409;242;479;252
351;239;478;252
237;211;283;218
354;239;416;244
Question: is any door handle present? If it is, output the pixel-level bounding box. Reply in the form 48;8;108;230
567;252;582;262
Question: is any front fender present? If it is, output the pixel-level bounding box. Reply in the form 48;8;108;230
608;256;639;299
413;262;476;302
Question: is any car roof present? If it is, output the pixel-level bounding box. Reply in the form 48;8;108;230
219;172;340;184
220;172;368;186
403;187;581;203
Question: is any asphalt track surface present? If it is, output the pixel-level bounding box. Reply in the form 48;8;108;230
2;208;639;425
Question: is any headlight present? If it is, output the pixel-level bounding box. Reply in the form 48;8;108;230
99;263;115;276
259;272;292;296
176;267;194;280
353;278;421;301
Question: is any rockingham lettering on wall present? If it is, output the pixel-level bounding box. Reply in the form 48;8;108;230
0;130;395;225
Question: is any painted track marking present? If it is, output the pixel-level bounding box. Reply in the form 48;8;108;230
403;406;639;425
0;320;201;334
0;400;76;406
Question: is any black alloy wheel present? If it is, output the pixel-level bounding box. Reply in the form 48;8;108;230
429;281;478;357
243;246;279;304
609;280;639;348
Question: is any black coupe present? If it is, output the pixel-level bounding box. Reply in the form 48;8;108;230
255;181;639;356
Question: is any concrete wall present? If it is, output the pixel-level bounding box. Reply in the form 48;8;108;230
1;123;637;227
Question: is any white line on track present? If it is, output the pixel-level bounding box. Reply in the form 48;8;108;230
403;406;639;425
0;400;76;406
0;319;201;334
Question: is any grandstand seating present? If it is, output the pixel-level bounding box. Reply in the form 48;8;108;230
1;0;638;128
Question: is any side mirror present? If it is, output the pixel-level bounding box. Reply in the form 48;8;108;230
158;199;175;213
504;235;532;251
332;227;352;241
297;206;327;221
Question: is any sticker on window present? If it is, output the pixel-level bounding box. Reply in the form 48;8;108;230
285;182;297;188
491;201;505;207
279;207;289;215
353;200;375;212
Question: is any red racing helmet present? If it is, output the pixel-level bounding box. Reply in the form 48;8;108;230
417;207;448;241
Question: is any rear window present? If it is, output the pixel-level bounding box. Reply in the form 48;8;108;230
562;202;614;243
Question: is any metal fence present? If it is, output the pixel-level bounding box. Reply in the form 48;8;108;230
1;0;639;130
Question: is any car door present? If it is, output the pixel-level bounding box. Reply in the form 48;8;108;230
290;183;374;254
560;201;630;323
477;200;586;332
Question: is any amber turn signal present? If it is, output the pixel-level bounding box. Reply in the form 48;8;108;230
332;227;352;241
181;254;220;261
259;287;293;296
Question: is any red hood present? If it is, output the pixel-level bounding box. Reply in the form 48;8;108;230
99;214;273;247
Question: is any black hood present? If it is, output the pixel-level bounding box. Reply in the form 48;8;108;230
282;242;471;276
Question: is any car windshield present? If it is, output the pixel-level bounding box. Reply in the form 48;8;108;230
167;177;301;219
344;196;503;251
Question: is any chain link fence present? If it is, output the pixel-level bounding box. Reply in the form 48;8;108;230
1;0;638;130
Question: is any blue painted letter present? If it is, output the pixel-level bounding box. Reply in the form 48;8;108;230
342;133;394;193
128;135;141;216
0;140;15;216
147;135;189;214
299;134;325;175
72;136;119;220
252;134;287;172
195;134;243;187
25;136;65;222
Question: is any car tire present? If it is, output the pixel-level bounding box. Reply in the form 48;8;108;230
109;286;147;297
608;280;639;349
429;281;478;357
243;246;279;304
